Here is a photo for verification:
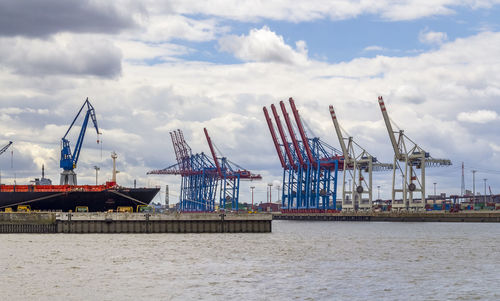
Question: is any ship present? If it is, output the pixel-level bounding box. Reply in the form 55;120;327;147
0;99;160;212
0;182;159;212
0;166;160;212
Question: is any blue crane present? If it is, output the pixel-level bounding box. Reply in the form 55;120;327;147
60;98;100;185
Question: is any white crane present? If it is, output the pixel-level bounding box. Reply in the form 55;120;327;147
329;106;391;211
378;96;451;211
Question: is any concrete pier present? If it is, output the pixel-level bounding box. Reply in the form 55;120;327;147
0;212;272;233
273;211;500;222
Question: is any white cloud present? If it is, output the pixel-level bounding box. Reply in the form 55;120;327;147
363;45;385;52
419;30;448;45
457;110;498;123
218;26;308;65
138;15;229;42
157;0;500;22
115;40;191;62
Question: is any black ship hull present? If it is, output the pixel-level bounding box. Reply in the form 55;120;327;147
0;188;160;212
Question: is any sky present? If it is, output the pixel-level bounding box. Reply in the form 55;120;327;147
1;0;500;205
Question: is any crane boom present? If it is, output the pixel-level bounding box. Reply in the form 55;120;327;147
378;96;402;159
170;132;182;166
329;106;349;161
289;97;315;165
280;100;305;167
204;128;222;177
263;107;286;169
0;141;13;156
271;104;296;169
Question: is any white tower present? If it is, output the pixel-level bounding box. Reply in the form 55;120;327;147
111;152;118;183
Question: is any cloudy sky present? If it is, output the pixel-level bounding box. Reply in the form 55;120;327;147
1;0;500;204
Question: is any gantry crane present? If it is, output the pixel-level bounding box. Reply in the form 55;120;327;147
378;96;451;211
60;98;100;185
264;98;341;212
148;129;219;211
204;128;262;210
329;106;391;211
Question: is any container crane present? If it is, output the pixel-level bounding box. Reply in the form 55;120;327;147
378;96;451;211
60;98;100;185
147;129;219;212
204;128;262;210
329;106;391;211
264;98;341;212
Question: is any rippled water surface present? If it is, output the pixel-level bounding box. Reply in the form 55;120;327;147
1;221;499;300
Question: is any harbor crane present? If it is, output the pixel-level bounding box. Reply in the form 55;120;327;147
147;129;218;211
378;96;451;211
264;98;341;212
204;128;262;210
148;128;261;212
329;106;391;211
60;98;100;185
0;141;13;156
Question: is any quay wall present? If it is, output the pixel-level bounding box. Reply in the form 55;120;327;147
273;211;500;222
0;212;272;233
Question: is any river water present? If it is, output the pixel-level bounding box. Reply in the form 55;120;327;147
1;221;499;300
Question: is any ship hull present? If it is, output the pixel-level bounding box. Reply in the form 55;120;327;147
0;188;160;212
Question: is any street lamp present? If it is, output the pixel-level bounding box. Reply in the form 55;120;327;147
268;183;273;203
275;184;281;203
472;170;477;204
484;178;487;205
250;186;255;211
377;185;381;200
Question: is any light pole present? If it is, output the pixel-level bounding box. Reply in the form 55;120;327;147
250;186;255;211
377;185;380;200
472;170;477;204
484;178;487;205
94;166;100;185
268;183;273;203
275;184;281;203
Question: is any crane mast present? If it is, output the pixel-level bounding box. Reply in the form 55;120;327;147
60;98;100;185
